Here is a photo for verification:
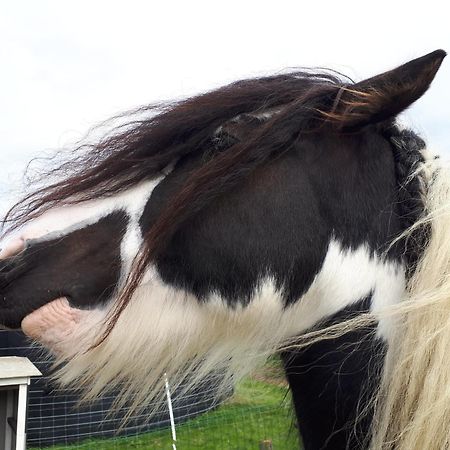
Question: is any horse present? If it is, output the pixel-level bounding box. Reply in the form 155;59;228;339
0;49;449;449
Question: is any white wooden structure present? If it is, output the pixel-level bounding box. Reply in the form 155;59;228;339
0;357;41;450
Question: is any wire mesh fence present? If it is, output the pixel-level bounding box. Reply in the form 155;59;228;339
28;403;298;450
0;330;300;449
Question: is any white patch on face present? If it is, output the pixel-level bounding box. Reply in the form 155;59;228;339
0;177;164;258
117;180;162;276
38;238;405;416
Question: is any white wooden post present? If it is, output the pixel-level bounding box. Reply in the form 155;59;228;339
0;357;41;450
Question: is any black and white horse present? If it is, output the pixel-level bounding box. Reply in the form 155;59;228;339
1;50;449;449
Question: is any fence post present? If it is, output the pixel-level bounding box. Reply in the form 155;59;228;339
259;439;273;450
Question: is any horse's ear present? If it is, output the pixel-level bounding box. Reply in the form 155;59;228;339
333;49;446;129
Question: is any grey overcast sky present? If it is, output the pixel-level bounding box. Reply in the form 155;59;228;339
0;1;449;209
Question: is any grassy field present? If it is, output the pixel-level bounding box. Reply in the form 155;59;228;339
29;360;300;450
29;360;299;450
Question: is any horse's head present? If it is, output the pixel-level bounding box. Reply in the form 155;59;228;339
0;50;448;448
0;181;158;333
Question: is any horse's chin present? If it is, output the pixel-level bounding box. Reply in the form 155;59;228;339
21;298;87;352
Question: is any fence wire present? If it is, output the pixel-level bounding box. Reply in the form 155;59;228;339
0;330;300;449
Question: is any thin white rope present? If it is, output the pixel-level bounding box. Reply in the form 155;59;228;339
164;373;177;450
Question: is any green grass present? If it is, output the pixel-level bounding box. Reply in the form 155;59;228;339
29;374;300;450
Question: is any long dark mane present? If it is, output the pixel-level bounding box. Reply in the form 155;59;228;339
2;69;398;341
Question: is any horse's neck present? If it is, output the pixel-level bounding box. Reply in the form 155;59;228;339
281;298;385;450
